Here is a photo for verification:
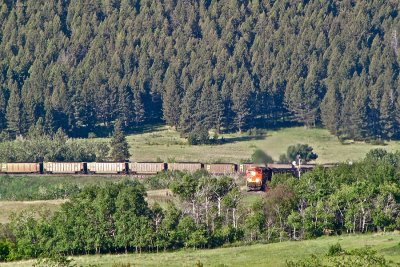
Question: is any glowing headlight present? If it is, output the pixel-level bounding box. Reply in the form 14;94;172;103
255;178;261;182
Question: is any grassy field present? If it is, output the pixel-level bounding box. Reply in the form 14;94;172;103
126;126;400;163
0;199;66;224
2;232;400;267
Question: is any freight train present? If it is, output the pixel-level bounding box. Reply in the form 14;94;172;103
0;161;333;191
0;162;234;175
0;161;328;174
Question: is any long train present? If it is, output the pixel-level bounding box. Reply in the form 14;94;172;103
0;162;333;176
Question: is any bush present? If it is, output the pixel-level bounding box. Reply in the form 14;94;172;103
0;240;10;261
33;254;76;267
187;128;210;145
285;144;318;163
327;243;345;256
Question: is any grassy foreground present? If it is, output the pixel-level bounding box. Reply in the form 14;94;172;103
2;232;399;267
126;126;400;163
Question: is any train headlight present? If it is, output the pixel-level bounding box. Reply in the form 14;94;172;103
255;178;261;183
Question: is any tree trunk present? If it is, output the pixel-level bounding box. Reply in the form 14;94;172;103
218;197;221;217
232;208;237;228
205;197;209;228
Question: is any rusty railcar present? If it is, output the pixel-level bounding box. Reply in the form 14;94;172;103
129;162;166;174
0;163;41;173
205;163;237;174
167;162;203;172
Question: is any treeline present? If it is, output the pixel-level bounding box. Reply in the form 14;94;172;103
0;118;129;162
0;126;109;162
1;1;400;139
1;149;400;261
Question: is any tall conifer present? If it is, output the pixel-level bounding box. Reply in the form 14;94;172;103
111;120;131;161
6;83;22;137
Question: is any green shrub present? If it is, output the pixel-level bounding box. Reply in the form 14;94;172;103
285;144;318;163
33;254;76;267
0;240;10;261
327;243;344;256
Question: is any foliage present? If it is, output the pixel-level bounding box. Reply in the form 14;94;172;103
327;243;344;256
285;144;318;163
0;240;11;261
287;247;399;267
110;120;130;161
33;254;76;267
0;132;109;162
143;171;186;190
187;128;211;145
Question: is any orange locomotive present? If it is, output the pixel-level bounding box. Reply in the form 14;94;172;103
245;166;269;191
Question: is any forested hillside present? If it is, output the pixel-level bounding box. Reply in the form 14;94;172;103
0;0;399;139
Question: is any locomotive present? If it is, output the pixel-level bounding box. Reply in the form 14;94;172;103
245;166;269;191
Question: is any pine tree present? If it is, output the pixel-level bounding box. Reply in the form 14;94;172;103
320;81;342;136
196;81;214;130
117;79;133;128
351;87;371;140
162;70;181;128
0;87;7;132
179;80;201;135
132;89;145;126
6;82;22;137
380;89;396;139
44;100;56;135
232;67;253;133
210;85;225;133
110;119;131;161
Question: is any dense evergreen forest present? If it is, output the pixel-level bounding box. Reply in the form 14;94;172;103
0;0;400;139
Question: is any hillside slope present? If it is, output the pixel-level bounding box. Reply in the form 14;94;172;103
127;126;399;163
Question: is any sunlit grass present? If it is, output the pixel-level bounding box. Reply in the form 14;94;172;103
125;126;400;164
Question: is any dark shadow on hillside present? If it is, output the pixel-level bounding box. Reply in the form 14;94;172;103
70;123;166;138
221;135;266;144
124;123;166;135
251;118;304;131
